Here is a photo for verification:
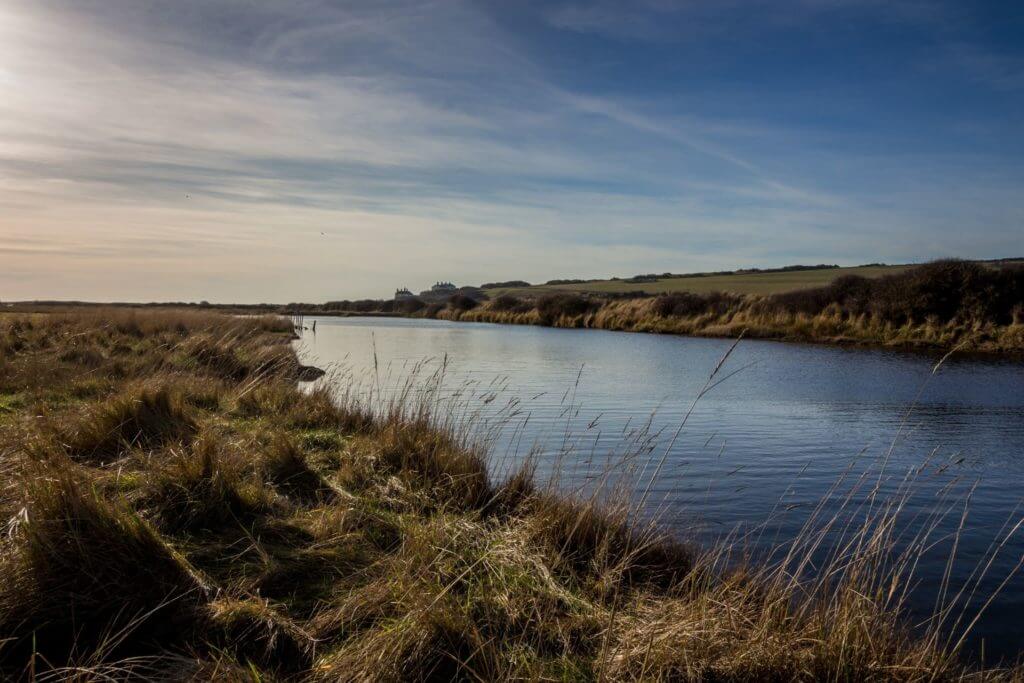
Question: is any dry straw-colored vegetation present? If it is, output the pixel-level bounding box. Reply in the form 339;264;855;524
442;260;1024;353
0;308;1020;680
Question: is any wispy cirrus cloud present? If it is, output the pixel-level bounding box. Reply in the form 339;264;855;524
1;0;1022;301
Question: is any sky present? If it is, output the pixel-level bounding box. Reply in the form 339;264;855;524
1;0;1023;302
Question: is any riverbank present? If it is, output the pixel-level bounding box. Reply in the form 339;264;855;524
0;309;1019;680
435;260;1024;354
11;260;1024;354
438;295;1024;353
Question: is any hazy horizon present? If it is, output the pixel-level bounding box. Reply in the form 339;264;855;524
3;1;1023;303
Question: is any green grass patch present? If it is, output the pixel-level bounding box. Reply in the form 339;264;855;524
298;427;347;452
493;264;913;297
0;391;24;414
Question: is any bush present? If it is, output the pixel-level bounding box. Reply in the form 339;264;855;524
652;291;744;318
535;294;597;324
323;300;388;313
765;260;1024;324
480;280;530;289
653;292;706;317
395;297;426;314
448;294;479;312
489;294;523;312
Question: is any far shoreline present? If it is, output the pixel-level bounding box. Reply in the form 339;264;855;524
8;301;1024;360
290;309;1024;363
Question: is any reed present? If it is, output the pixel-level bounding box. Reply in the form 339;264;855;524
0;308;1021;680
441;261;1024;353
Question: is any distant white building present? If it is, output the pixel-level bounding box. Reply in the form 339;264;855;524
394;287;414;300
431;281;457;293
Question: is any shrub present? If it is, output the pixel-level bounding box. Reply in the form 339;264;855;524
765;259;1024;324
652;291;744;318
395;297;426;314
882;259;996;322
535;294;597;325
448;294;479;312
480;280;531;289
489;294;523;312
653;292;706;317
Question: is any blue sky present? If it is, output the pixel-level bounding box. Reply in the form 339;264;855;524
1;0;1022;302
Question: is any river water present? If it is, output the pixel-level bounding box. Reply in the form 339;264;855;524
295;315;1024;661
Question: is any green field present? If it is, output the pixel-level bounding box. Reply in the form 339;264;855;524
493;264;913;297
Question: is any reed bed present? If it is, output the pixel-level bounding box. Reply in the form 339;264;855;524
443;296;1024;352
0;308;1021;680
438;260;1024;353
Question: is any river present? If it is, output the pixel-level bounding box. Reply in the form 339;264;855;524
295;315;1024;661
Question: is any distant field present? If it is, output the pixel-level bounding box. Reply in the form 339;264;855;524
492;264;914;297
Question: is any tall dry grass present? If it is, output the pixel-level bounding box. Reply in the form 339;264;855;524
440;260;1024;352
0;309;1021;680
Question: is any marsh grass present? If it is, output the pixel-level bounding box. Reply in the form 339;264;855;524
441;260;1024;352
56;387;198;463
0;308;1021;680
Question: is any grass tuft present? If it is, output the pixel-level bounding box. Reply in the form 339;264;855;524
0;470;209;669
58;386;197;462
370;418;492;511
143;438;273;534
205;596;313;672
263;436;336;505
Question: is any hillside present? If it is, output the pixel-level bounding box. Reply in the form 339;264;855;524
488;264;914;297
491;264;909;296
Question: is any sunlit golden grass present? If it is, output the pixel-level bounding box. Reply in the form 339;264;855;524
0;308;1021;680
444;289;1024;353
435;261;1024;352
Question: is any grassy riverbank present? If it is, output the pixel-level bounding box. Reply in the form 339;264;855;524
8;260;1023;354
0;309;1019;680
442;260;1024;353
